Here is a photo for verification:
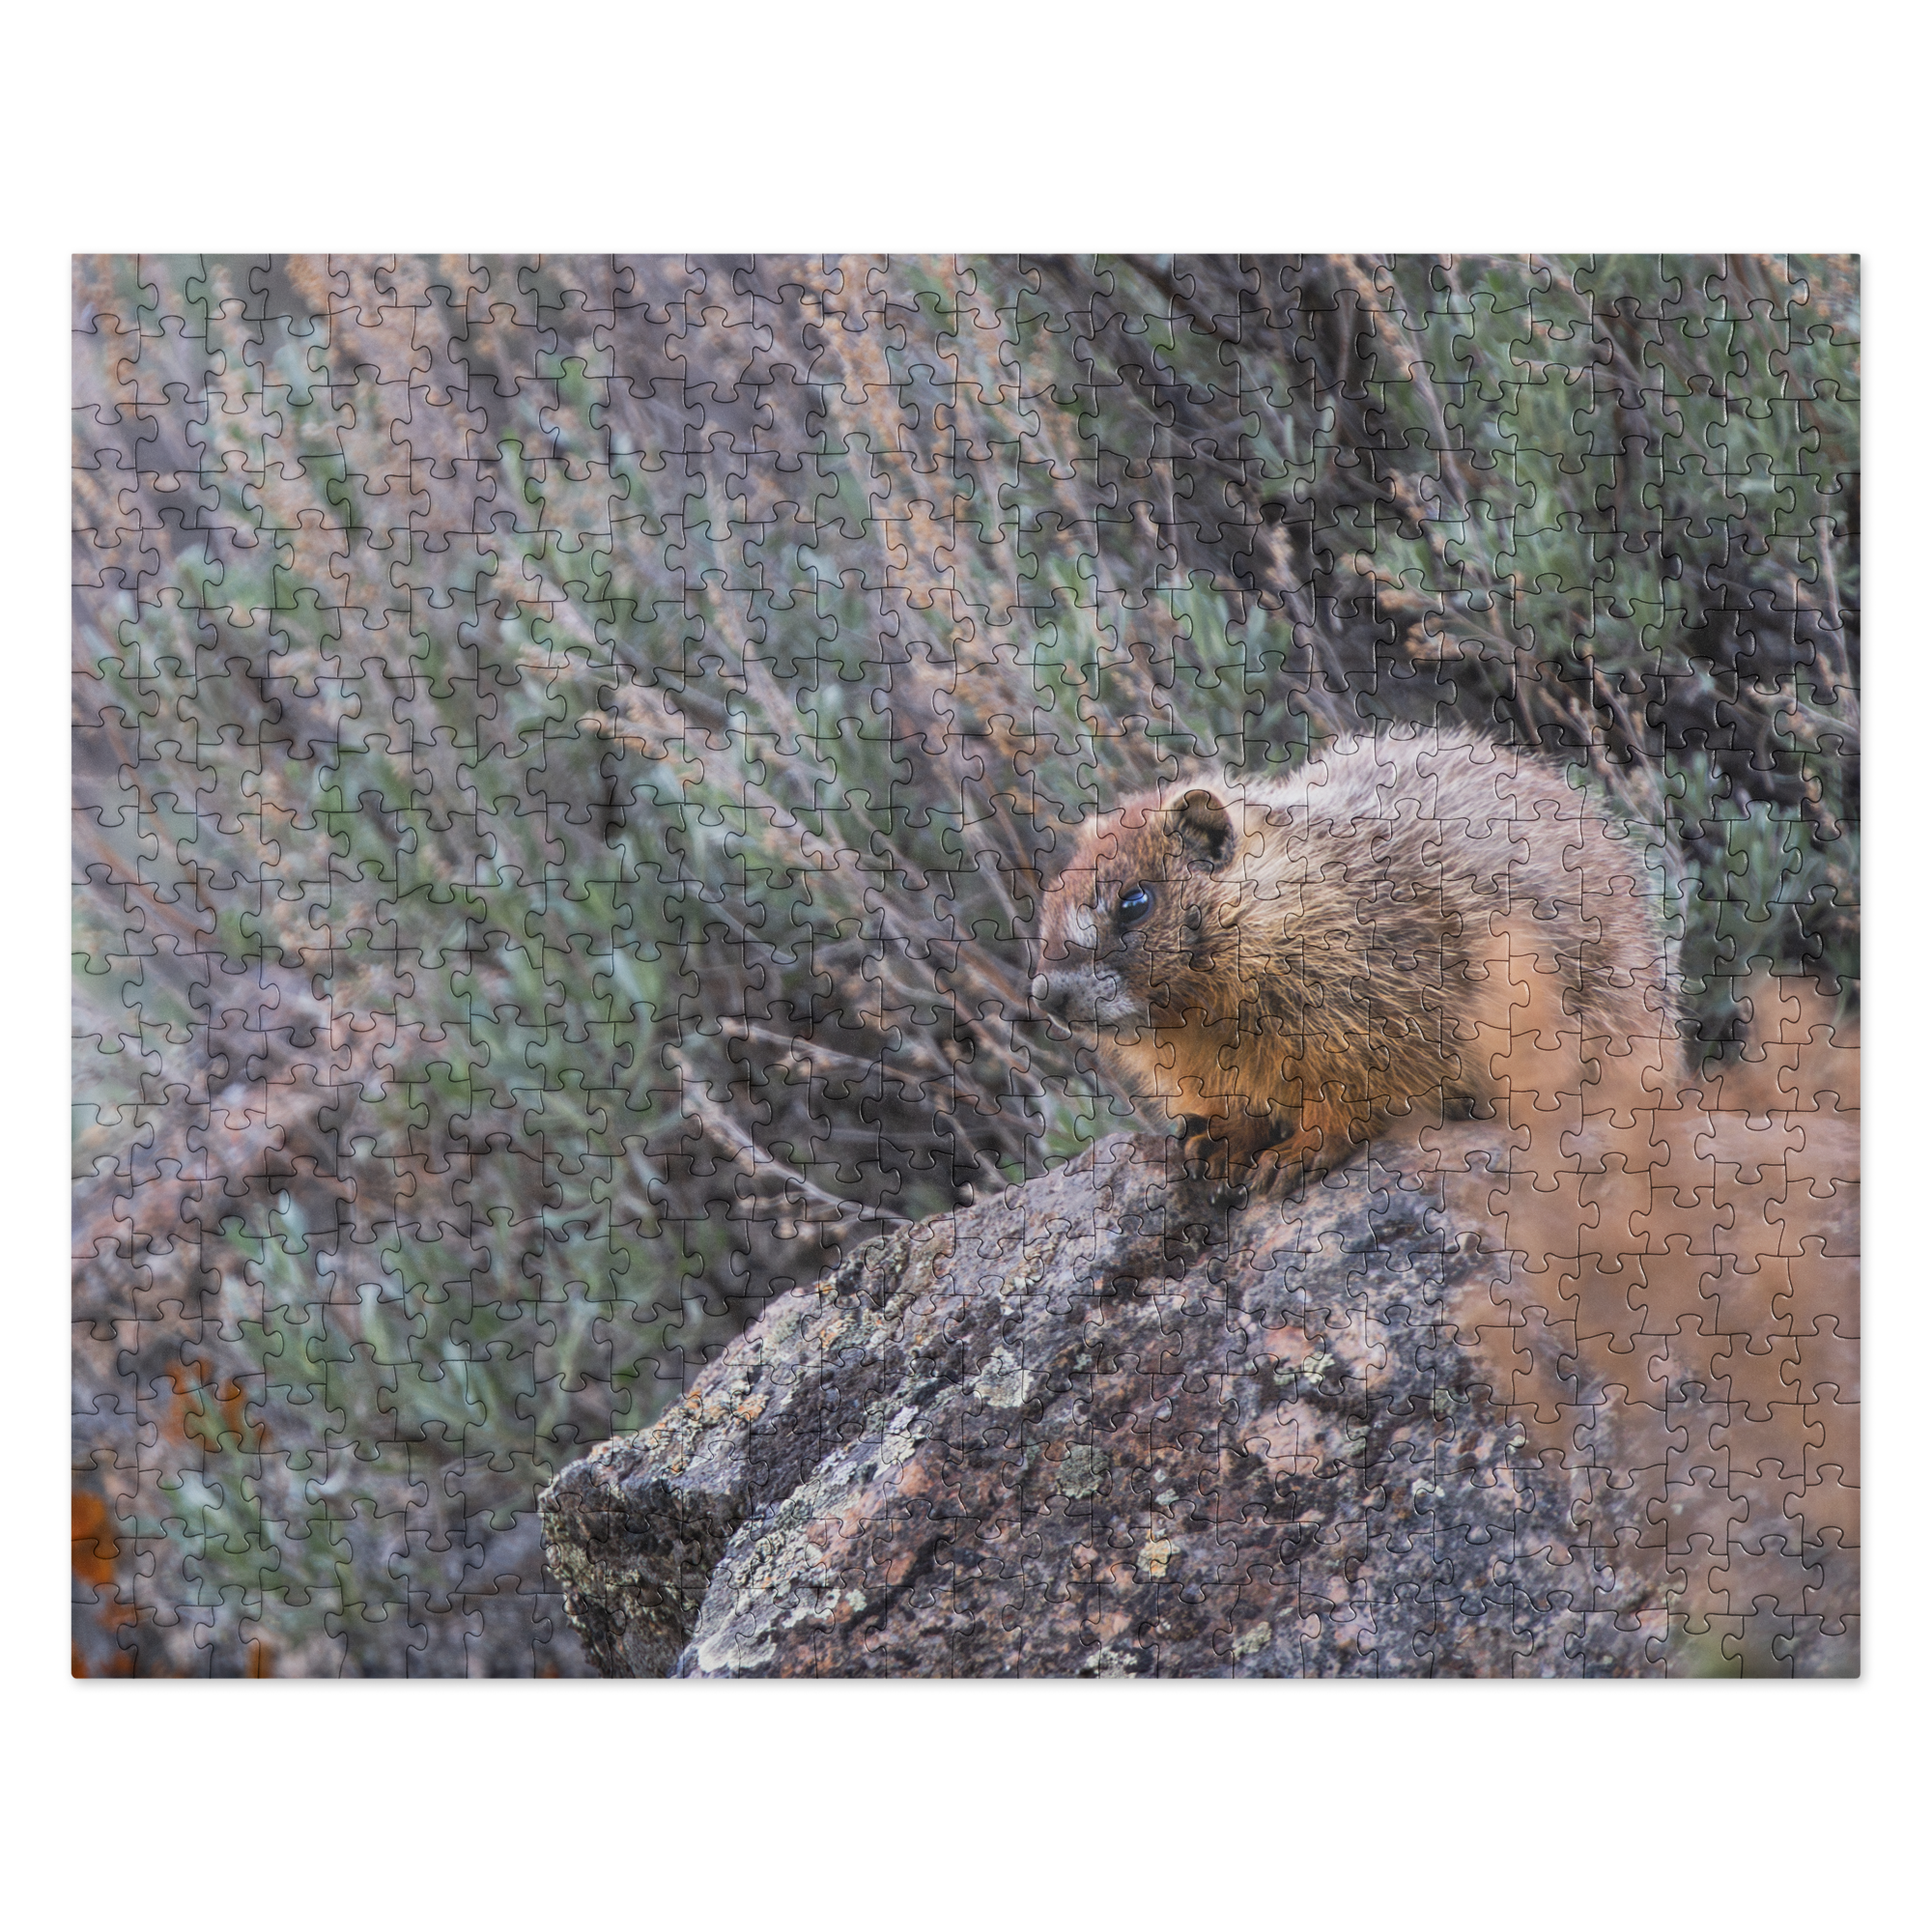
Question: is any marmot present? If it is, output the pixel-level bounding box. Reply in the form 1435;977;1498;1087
1031;730;1679;1181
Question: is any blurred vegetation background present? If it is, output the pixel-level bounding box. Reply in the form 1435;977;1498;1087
73;255;1858;1673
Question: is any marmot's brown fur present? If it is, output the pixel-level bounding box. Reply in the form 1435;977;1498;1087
1032;730;1679;1181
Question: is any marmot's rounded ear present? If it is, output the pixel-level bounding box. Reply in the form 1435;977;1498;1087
1168;788;1236;872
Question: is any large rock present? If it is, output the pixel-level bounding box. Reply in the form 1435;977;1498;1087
539;1129;1691;1676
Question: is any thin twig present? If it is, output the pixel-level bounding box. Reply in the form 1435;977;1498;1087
667;1044;911;1228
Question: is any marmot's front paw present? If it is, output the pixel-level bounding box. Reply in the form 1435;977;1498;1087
1178;1118;1308;1202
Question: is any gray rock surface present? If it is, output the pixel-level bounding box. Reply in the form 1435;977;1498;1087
542;1129;1677;1676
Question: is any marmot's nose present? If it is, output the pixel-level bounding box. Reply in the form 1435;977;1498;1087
1031;972;1071;1019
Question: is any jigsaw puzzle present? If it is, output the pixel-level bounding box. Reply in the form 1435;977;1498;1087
72;255;1859;1676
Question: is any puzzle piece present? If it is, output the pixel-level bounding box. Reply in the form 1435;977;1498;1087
73;255;1858;1677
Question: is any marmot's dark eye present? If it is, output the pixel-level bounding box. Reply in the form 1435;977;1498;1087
1117;885;1154;927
